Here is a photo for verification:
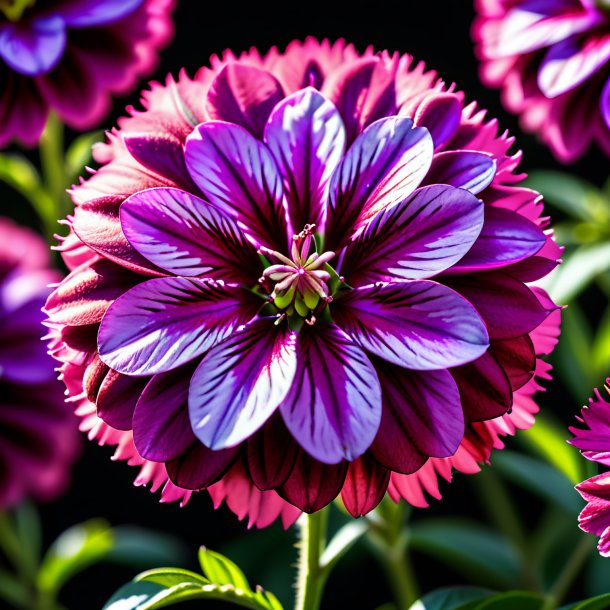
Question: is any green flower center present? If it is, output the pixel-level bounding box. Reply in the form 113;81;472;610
0;0;36;21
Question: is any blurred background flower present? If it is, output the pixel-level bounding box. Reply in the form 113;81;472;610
473;0;610;162
0;217;78;508
0;0;176;147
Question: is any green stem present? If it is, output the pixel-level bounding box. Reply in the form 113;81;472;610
541;534;596;610
367;500;419;609
295;509;329;610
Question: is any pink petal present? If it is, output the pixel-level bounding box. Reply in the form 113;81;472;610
341;455;390;517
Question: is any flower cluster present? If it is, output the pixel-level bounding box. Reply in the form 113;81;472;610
0;218;79;507
0;0;175;147
571;379;610;556
45;39;560;525
473;0;610;162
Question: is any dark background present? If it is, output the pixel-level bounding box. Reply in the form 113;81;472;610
5;1;607;608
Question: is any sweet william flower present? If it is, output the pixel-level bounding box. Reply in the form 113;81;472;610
570;380;610;556
0;218;79;507
0;0;175;146
473;0;610;162
45;39;561;524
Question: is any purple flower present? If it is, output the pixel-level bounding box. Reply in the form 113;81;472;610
473;0;610;162
0;0;175;146
46;39;560;522
571;380;610;555
0;217;79;507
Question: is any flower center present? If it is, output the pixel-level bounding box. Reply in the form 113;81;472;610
0;0;35;21
259;224;337;325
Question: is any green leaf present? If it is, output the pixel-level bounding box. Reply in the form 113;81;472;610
0;568;32;609
198;546;251;591
320;520;368;573
560;593;610;609
38;519;114;596
408;587;493;610
65;130;103;184
13;503;42;572
492;451;582;514
473;591;544;609
137;567;208;588
103;581;166;610
409;519;520;589
592;305;610;376
525;171;609;223
519;414;586;484
105;527;188;568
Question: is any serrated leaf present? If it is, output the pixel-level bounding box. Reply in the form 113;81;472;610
473;591;544;609
409;519;520;589
103;581;166;610
408;586;493;609
198;546;251;592
492;451;582;514
137;567;208;588
560;593;610;610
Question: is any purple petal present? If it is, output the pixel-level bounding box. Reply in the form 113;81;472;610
450;352;512;422
445;272;553;340
185;121;287;250
206;64;285;138
133;363;197;462
539;32;610;98
342;184;484;284
0;16;66;76
279;323;381;464
264;88;345;234
413;93;462;149
123;134;194;190
325;116;433;249
341;456;390;517
491;335;536;392
371;363;463;471
96;369;147;430
278;450;348;513
167;443;239;490
120;188;260;283
602;77;610;131
334;281;489;370
56;0;143;27
425;151;496;194
98;277;259;375
189;319;298;450
448;207;546;274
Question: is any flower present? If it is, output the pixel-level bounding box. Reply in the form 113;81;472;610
45;38;560;524
0;217;79;508
571;379;610;555
472;0;610;162
0;0;175;147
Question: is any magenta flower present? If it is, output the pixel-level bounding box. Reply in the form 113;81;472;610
571;380;610;555
45;39;560;523
0;218;79;507
473;0;610;162
0;0;175;147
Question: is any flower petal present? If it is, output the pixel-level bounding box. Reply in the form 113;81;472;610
133;363;198;462
334;281;489;370
57;0;143;27
96;369;147;430
538;32;610;98
447;207;546;273
602;77;610;131
371;363;464;471
425;151;496;194
206;64;285;138
341;455;390;517
120;187;260;283
325;116;433;250
98;277;259;375
189;319;298;450
264;88;345;234
0;16;66;76
413;93;462;149
279;323;381;464
278;450;348;513
342;184;484;284
185;121;287;249
491;335;536;392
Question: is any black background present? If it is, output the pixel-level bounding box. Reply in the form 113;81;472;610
5;1;608;608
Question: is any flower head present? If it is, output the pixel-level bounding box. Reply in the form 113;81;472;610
571;380;610;555
0;217;79;507
473;0;610;162
0;0;175;146
46;39;560;524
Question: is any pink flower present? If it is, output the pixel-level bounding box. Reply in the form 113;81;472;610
0;0;175;146
473;0;610;162
45;38;560;526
